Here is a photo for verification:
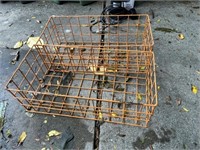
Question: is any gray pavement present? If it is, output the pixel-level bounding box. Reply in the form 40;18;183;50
0;1;200;150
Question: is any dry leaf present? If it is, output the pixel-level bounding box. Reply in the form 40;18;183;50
182;106;189;112
48;130;61;137
139;66;146;71
18;131;27;145
43;120;47;124
137;93;142;101
27;37;44;49
32;16;36;19
14;41;23;49
98;112;103;119
111;112;117;117
191;85;198;94
157;86;160;90
196;71;200;74
178;34;185;40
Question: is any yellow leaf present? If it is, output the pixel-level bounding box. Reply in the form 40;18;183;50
18;131;27;145
14;41;23;49
196;71;200;74
98;112;103;119
111;113;117;117
139;66;146;71
27;37;44;49
41;148;46;150
191;85;198;94
32;16;36;19
182;107;189;112
48;130;61;137
137;93;142;101
43;120;47;124
157;86;160;90
178;34;185;40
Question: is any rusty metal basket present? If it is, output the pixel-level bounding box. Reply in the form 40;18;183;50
6;15;157;127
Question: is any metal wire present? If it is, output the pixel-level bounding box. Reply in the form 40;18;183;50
6;15;157;127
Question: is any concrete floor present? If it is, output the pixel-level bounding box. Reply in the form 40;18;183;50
0;1;200;150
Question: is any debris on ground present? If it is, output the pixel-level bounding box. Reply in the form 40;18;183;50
155;27;179;33
6;129;12;138
180;106;189;112
36;20;41;24
117;133;126;137
156;19;161;23
191;85;198;94
10;51;20;65
43;119;48;124
48;130;61;137
0;100;8;131
165;96;172;105
18;131;27;146
27;37;44;48
178;33;185;40
176;98;182;106
13;41;23;49
137;93;142;101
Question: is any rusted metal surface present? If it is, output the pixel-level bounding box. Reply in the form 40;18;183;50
6;15;157;127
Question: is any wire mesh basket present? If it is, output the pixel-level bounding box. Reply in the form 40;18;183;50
6;15;157;127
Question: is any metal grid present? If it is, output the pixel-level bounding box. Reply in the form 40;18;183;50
6;15;157;127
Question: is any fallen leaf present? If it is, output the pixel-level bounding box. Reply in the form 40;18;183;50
182;106;189;112
27;37;44;49
157;86;160;90
32;16;36;19
43;120;47;124
41;148;46;150
137;93;142;101
178;33;185;40
196;71;200;74
111;112;117;117
191;85;198;94
18;131;27;145
48;130;61;137
139;66;146;71
98;112;103;119
14;41;23;49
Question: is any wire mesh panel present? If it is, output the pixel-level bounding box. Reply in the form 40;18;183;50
6;15;157;127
